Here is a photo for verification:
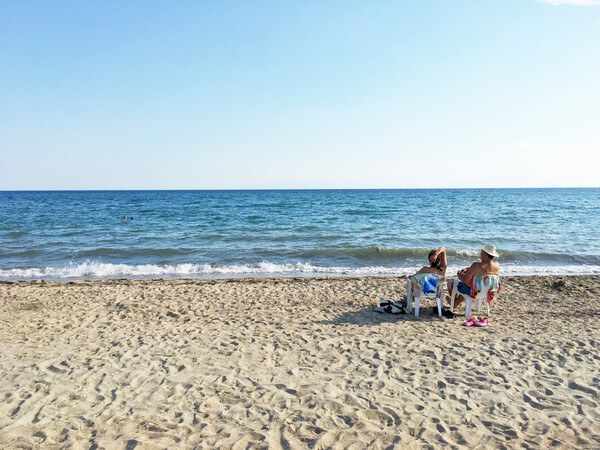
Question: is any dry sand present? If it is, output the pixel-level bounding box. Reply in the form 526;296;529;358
0;275;599;449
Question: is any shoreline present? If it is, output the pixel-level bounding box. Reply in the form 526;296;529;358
1;273;600;285
1;275;599;447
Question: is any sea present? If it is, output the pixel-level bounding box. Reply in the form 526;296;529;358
1;189;599;281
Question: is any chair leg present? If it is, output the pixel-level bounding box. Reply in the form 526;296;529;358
436;295;443;317
477;297;482;312
406;279;413;313
465;298;473;318
450;281;457;312
415;296;420;317
487;302;490;317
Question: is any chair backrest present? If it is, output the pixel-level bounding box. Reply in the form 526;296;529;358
433;275;445;295
474;283;492;299
410;273;444;296
473;274;500;299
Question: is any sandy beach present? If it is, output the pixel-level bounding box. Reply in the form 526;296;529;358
0;275;599;448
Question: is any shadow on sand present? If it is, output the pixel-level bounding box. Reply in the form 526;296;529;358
316;306;457;327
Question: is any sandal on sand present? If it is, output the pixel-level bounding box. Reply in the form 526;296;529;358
474;317;490;327
462;317;475;327
442;308;454;318
375;300;394;313
374;303;405;315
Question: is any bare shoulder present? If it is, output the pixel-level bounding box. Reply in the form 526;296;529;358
490;260;500;275
414;266;436;275
480;260;499;276
470;261;483;271
468;261;485;277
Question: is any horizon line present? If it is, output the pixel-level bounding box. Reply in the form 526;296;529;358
1;186;599;192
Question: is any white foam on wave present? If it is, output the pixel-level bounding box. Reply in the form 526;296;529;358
1;261;600;281
0;261;418;280
454;248;481;257
498;265;600;276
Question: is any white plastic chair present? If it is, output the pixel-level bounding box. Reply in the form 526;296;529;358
450;280;494;317
406;275;444;317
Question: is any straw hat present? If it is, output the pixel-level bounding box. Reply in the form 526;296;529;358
480;244;499;257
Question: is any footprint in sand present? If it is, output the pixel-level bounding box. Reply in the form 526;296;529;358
356;409;394;427
323;400;343;414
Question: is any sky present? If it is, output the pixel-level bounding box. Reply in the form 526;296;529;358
1;0;599;190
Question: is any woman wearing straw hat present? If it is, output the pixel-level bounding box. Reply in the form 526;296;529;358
446;244;500;310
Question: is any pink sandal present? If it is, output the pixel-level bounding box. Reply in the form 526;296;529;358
462;317;475;327
474;317;490;327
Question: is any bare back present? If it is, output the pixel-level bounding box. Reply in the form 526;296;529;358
461;259;499;282
414;266;445;276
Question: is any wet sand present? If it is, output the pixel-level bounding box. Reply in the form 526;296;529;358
1;275;599;448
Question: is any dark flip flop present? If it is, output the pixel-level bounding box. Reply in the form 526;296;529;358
442;308;454;318
383;303;406;315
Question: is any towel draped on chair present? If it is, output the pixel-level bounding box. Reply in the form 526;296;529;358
469;274;501;304
410;273;444;294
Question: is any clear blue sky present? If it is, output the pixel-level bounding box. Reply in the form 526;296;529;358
1;0;599;189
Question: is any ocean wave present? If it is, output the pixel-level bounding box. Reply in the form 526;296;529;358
300;246;434;260
0;261;414;280
74;247;196;258
1;261;599;281
297;246;600;264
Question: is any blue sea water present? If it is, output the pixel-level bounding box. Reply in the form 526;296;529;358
1;189;599;280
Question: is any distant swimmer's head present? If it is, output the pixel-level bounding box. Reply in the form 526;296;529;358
130;217;133;220
480;244;499;260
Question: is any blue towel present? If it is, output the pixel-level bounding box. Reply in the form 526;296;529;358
422;276;438;294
